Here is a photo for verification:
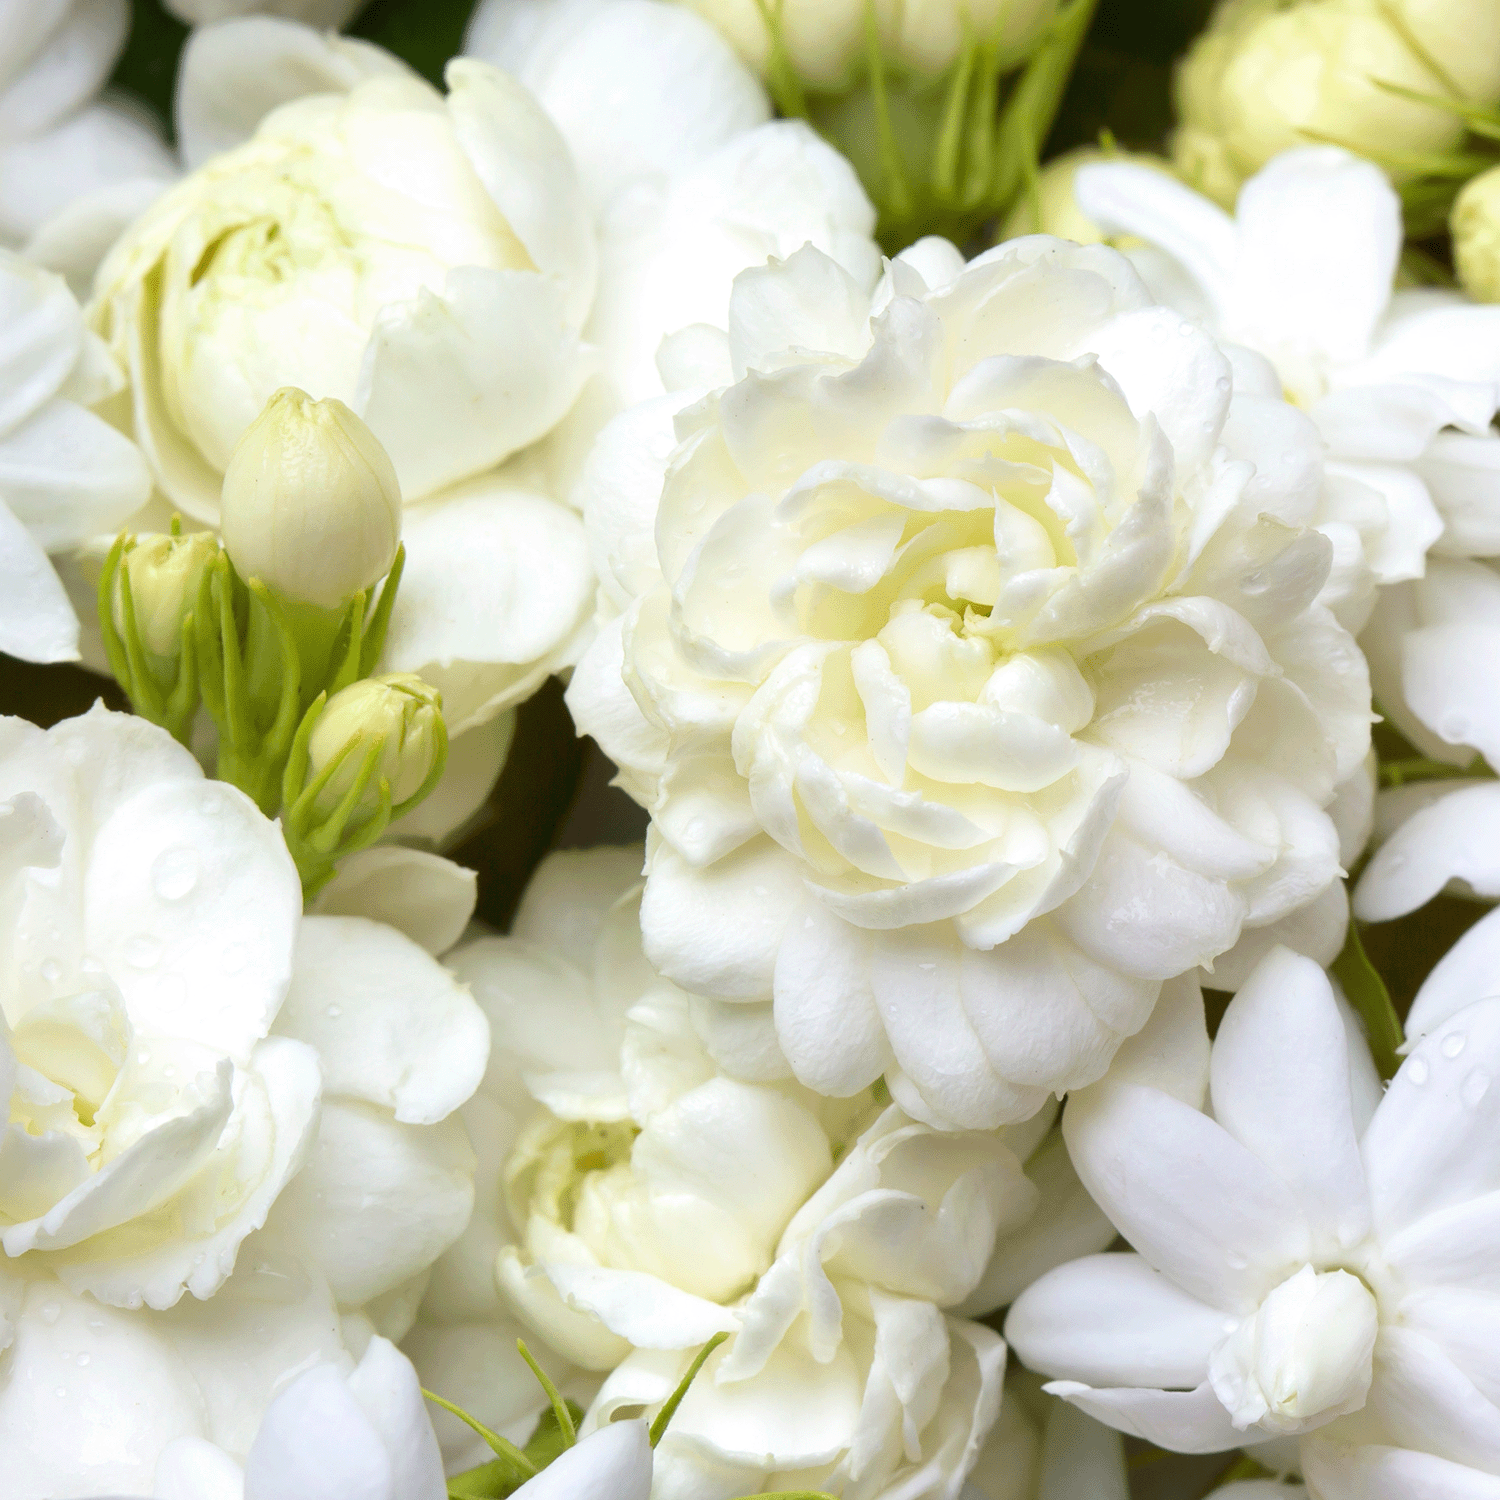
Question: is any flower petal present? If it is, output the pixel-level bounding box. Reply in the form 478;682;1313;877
1355;784;1500;922
1042;1379;1244;1454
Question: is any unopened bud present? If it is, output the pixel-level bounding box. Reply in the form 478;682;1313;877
220;387;401;609
1454;164;1500;303
1173;0;1486;207
112;531;220;658
308;673;443;813
1207;1265;1378;1435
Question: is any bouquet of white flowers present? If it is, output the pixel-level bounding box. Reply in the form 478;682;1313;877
4;1;1500;1496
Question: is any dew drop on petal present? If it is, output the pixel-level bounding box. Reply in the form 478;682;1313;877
76;1353;89;1367
1443;1032;1467;1059
151;846;199;902
125;934;162;970
1225;1251;1249;1271
326;1004;342;1019
1441;713;1472;742
1407;1057;1430;1086
39;958;61;983
1463;1069;1490;1108
39;1302;60;1325
221;942;248;975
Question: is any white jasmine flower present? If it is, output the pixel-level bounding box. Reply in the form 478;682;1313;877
151;1335;446;1500
1301;1434;1500;1498
1006;943;1500;1472
1171;0;1500;208
0;249;150;663
667;0;1060;91
1075;146;1500;631
408;846;1102;1492
0;706;487;1328
566;233;1368;1130
0;0;175;258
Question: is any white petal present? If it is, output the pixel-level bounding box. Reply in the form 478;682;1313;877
82;776;301;1062
511;1420;651;1500
1409;905;1500;1041
545;1263;739;1346
378;480;593;734
268;1099;476;1307
177;17;413;169
243;1362;393;1500
278;915;488;1125
640;834;797;1001
0;0;129;140
1354;784;1500;921
1209;948;1371;1258
1229;148;1399;368
1006;1253;1225;1388
348;1336;446;1500
0;496;76;663
512;845;645;960
1368;1327;1500;1474
1363;996;1500;1240
1063;1084;1310;1312
1043;1379;1245;1454
357;267;587;500
154;1439;245;1500
1421;432;1500;557
1302;1437;1500;1500
312;847;477;957
444;58;595;324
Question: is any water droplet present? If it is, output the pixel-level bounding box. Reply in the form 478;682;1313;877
124;934;162;970
54;1387;67;1399
1443;1032;1468;1059
39;958;61;983
1464;1069;1491;1108
325;1004;342;1019
1200;419;1215;432
1441;713;1472;742
137;1048;151;1065
198;793;223;816
1215;376;1231;393
39;1302;60;1325
76;1353;90;1367
1408;1057;1430;1086
192;1253;205;1267
1225;1251;1249;1270
221;942;247;975
151;846;199;902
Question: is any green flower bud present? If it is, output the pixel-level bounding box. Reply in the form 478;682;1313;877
111;531;220;659
997;145;1175;243
220;387;401;609
307;673;444;815
1454;164;1500;303
1173;0;1500;208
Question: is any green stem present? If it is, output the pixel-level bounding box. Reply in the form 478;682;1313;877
1331;922;1404;1081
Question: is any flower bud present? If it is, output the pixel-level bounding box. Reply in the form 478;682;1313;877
307;673;443;813
1454;164;1500;303
219;388;401;610
1208;1265;1378;1434
680;0;1061;89
112;532;220;658
1173;0;1493;207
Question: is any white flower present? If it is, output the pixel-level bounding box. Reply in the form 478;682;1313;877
1075;146;1500;630
967;1385;1129;1500
1301;1434;1500;1498
566;233;1369;1130
408;846;1102;1493
151;1336;446;1500
667;0;1060;90
0;706;487;1325
0;249;151;663
0;0;175;259
1171;0;1500;208
1005;943;1500;1473
81;29;599;736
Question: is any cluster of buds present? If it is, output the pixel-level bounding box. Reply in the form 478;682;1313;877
705;0;1097;251
98;388;448;897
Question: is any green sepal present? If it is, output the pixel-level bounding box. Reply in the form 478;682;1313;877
96;531;204;748
424;1389;536;1499
1331;921;1405;1082
522;1399;586;1470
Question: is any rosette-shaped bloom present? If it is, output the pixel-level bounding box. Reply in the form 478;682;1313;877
567;234;1369;1129
0;249;150;663
1173;0;1500;207
1007;944;1500;1477
1075;147;1500;633
406;846;1105;1492
0;0;175;255
0;706;487;1326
